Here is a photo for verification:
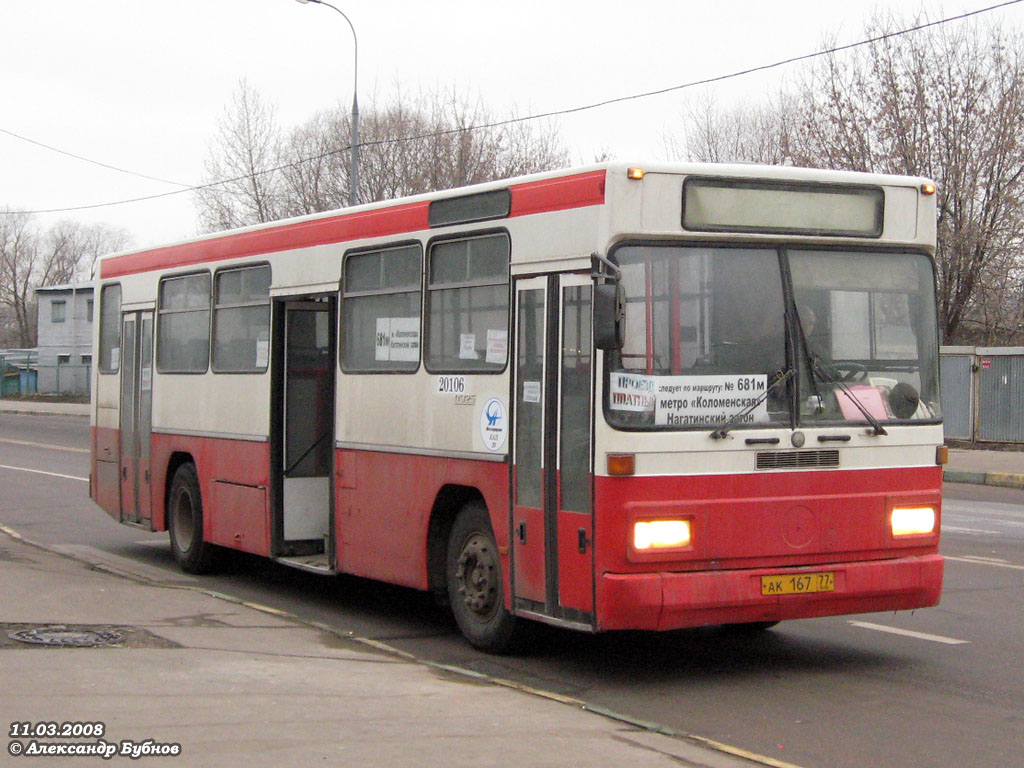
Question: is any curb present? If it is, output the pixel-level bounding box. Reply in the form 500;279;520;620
0;402;90;417
943;468;1024;488
0;408;89;418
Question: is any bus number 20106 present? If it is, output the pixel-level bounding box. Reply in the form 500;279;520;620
437;376;467;394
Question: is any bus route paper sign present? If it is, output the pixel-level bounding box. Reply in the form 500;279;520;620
608;372;656;412
653;375;768;426
375;317;420;362
609;373;768;427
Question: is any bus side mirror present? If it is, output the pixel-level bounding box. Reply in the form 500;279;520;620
594;282;625;350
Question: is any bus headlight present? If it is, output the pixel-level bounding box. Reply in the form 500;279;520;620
891;507;936;536
633;520;692;550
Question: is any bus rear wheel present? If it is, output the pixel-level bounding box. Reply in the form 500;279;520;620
167;463;217;574
446;501;519;653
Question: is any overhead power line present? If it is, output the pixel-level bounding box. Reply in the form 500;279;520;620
4;0;1022;216
0;127;191;189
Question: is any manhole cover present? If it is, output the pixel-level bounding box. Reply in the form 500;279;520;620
8;625;124;648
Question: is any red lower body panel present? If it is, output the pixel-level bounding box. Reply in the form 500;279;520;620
597;553;944;631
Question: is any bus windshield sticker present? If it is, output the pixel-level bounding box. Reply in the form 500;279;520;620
375;317;420;362
459;333;479;360
522;381;541;403
486;329;508;365
609;372;656;412
654;375;768;427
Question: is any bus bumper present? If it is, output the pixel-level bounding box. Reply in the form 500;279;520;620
597;554;944;631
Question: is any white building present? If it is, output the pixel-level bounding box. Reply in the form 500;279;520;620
35;283;93;395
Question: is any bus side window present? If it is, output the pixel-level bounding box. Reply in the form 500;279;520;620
157;272;211;374
99;283;122;374
425;233;509;373
212;265;271;374
341;244;422;372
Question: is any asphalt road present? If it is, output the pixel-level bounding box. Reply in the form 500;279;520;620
1;412;1021;768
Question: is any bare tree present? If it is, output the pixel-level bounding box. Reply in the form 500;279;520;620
43;219;130;283
794;18;1024;342
0;212;129;346
0;210;38;347
667;91;799;165
672;15;1024;343
278;110;348;216
197;84;570;231
195;79;285;231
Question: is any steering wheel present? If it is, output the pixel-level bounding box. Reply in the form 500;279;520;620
832;361;869;382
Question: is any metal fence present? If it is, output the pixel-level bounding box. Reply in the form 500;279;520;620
37;363;92;397
940;346;1024;443
1;350;91;398
1;350;38;397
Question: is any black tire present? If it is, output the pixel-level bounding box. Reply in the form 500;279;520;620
167;463;218;574
446;501;519;652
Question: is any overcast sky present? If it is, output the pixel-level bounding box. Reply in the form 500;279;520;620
3;0;1023;251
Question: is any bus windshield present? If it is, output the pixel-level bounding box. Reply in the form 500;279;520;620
605;244;941;431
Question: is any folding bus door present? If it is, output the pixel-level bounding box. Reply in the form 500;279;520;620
512;274;594;628
277;300;335;561
118;310;154;526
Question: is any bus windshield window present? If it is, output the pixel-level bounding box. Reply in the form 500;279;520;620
605;245;941;430
607;245;789;429
789;249;940;426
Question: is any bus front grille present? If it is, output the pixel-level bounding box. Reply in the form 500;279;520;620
756;449;840;470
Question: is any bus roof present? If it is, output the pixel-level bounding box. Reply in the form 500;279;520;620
98;161;935;280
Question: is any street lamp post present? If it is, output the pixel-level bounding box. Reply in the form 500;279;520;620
294;0;359;207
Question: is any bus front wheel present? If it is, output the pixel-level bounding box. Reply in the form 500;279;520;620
446;501;519;652
167;463;217;574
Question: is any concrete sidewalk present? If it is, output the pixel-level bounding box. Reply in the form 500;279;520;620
0;398;90;417
943;447;1024;488
0;529;756;768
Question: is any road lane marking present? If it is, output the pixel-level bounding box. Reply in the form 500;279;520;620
0;437;89;454
0;464;88;482
943;525;1001;536
848;621;970;645
946;555;1024;571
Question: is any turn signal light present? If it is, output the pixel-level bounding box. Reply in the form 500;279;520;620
634;520;692;550
627;167;646;180
607;453;635;476
891;507;936;536
936;445;949;465
920;183;936;195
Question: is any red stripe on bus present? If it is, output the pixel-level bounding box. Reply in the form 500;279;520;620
100;201;430;279
509;170;606;217
100;170;608;279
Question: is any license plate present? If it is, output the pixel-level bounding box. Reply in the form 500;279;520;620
761;571;835;595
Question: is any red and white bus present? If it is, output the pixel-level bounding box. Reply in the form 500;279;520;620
90;161;945;651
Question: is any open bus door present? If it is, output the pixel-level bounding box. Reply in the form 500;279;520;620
118;310;154;527
512;274;595;629
271;298;336;572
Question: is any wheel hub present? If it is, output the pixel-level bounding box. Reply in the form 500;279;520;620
456;533;498;616
172;492;194;550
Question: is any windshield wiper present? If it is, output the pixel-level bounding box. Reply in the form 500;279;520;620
710;368;794;440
